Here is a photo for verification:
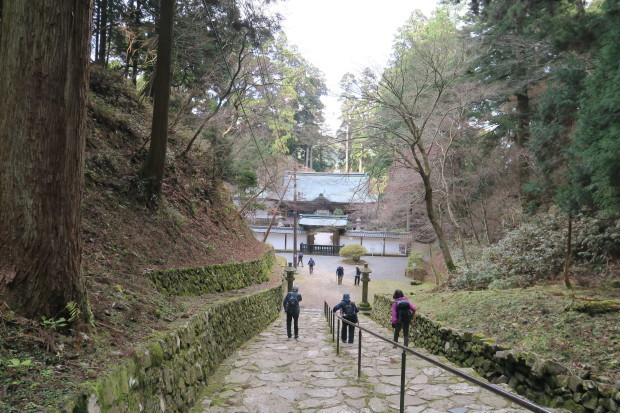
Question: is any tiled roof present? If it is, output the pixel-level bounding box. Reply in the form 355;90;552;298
298;214;348;227
250;226;308;234
278;172;374;203
344;231;414;239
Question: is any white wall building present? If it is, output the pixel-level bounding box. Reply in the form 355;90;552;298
252;227;429;256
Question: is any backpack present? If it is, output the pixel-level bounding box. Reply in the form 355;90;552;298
343;301;356;319
286;293;299;313
396;300;413;324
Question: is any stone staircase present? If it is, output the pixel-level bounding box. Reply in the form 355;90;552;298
191;311;534;412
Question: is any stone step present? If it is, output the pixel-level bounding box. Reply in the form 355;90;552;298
191;311;542;412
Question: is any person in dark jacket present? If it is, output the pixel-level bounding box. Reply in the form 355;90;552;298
354;266;361;285
308;258;315;274
336;266;344;285
391;289;417;346
332;293;359;343
297;251;304;267
283;285;302;340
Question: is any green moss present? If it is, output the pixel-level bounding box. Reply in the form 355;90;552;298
149;342;164;368
61;285;282;412
573;300;620;314
150;250;275;296
472;333;486;342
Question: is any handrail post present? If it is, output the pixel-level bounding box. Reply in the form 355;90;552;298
358;329;362;378
336;318;340;355
400;350;406;413
320;302;551;413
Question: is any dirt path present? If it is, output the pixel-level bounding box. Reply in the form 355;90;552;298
280;254;408;310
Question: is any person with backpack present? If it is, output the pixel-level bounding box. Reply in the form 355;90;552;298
308;258;315;274
336;266;344;285
332;293;359;343
391;289;417;347
297;251;304;267
283;285;302;340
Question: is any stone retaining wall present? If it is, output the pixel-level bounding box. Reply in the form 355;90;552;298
370;294;619;413
149;249;274;296
60;285;283;412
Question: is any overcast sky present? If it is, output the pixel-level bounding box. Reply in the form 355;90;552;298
268;0;440;134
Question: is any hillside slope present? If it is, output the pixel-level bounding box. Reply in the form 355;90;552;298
0;67;270;412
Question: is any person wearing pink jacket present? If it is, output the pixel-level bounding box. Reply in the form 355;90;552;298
391;289;417;346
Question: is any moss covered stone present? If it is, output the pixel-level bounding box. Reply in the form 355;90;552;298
573;300;620;314
368;292;617;412
149;249;275;296
59;284;282;412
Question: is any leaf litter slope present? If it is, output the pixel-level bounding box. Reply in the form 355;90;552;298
0;66;271;412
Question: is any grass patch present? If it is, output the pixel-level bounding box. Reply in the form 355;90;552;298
408;285;620;381
368;280;435;300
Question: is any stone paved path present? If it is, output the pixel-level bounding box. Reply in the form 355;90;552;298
193;310;533;413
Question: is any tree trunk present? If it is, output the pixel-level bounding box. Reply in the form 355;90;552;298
94;0;100;62
481;200;492;245
516;91;531;201
140;0;175;203
562;214;573;289
96;0;108;65
0;0;92;320
458;233;469;269
420;171;456;273
345;124;350;172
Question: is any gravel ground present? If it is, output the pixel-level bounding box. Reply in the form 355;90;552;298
278;253;409;310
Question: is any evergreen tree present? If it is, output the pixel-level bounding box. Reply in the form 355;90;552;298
570;0;620;213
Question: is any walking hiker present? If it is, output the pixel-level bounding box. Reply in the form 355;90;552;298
297;251;304;267
283;285;302;340
354;266;361;285
308;257;315;274
333;293;359;343
391;289;417;347
336;265;344;285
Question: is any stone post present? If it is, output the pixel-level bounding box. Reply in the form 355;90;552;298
284;262;296;292
359;263;372;312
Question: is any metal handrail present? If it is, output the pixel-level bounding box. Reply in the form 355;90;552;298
323;301;551;413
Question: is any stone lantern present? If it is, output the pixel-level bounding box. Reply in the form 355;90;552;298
359;263;372;312
284;262;296;292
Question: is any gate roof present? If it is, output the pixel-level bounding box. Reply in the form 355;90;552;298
279;172;374;204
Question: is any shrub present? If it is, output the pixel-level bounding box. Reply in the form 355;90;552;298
451;265;500;291
483;217;567;282
406;251;425;271
454;210;620;291
339;244;368;262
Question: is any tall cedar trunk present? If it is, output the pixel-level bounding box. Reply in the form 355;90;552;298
345;124;350;172
96;0;108;64
0;0;92;319
94;0;100;61
124;0;140;85
140;0;174;201
516;91;530;201
563;214;573;289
